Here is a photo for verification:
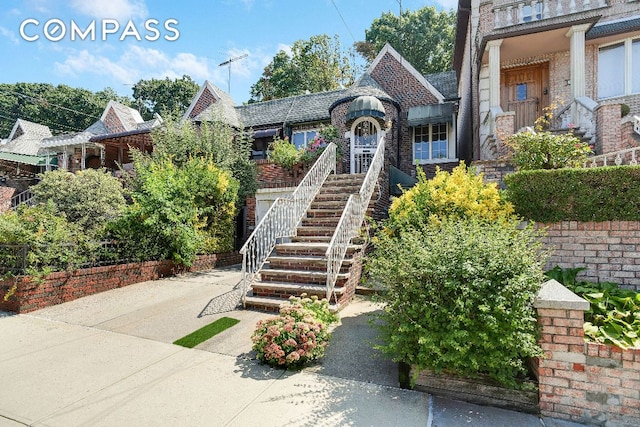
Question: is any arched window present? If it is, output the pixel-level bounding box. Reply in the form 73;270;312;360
350;118;380;173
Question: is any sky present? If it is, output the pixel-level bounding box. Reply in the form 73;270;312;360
0;0;457;107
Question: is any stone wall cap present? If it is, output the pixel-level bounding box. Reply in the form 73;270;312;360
534;279;590;311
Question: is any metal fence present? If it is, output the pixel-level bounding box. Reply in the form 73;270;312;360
0;241;138;276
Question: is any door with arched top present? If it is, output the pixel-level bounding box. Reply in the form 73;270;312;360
350;118;380;174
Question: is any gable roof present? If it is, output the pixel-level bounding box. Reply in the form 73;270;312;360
425;71;458;100
183;81;241;127
100;100;146;133
0;119;53;156
368;43;445;103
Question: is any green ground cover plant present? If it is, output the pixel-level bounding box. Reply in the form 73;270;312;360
173;317;240;348
546;267;640;349
251;295;338;368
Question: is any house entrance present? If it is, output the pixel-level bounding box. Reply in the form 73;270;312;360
350;118;379;174
501;63;549;130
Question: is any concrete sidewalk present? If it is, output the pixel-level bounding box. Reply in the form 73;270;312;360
0;265;585;426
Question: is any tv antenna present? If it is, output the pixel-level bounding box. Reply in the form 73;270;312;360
218;54;248;94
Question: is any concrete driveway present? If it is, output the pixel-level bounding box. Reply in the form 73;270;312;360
0;265;584;426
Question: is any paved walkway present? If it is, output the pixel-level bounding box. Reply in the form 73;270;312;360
0;265;585;426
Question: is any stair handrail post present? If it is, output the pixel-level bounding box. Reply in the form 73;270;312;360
325;137;385;300
239;143;337;307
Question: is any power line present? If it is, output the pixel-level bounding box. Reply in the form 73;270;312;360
0;110;87;134
331;0;356;43
0;88;101;120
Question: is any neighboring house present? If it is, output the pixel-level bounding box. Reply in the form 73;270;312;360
0;119;56;180
184;43;460;228
454;0;640;161
39;100;162;172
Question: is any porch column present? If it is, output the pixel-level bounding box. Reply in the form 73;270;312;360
486;39;503;110
566;24;590;100
81;143;86;170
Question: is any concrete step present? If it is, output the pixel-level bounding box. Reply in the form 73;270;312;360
306;208;343;218
301;217;341;227
313;193;353;202
291;235;332;243
260;268;349;285
274;242;362;257
244;295;339;312
267;255;352;272
250;281;341;299
296;226;336;237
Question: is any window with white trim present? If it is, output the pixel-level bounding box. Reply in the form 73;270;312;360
291;130;318;149
413;123;449;163
598;37;640;99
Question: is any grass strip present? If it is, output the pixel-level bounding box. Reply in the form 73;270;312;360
173;317;240;348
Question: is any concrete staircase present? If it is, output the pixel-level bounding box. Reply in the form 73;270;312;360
244;173;369;312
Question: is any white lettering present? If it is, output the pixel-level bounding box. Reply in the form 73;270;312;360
144;19;160;41
120;20;141;41
101;19;119;41
70;20;95;41
19;18;39;42
43;19;66;42
164;19;179;41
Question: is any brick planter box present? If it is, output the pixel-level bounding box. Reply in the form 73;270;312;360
405;365;539;414
0;252;242;313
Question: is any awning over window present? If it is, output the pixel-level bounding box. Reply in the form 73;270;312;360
345;96;386;123
407;103;454;126
0;151;58;166
252;128;280;139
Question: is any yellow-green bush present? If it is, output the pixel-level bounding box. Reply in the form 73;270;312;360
387;162;515;232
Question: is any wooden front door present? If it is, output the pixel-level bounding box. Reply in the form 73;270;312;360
501;63;549;131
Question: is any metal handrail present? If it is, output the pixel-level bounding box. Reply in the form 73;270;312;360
325;137;385;301
239;143;337;306
634;115;640;137
10;189;35;210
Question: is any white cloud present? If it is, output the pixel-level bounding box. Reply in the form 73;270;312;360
54;45;214;86
0;26;19;44
68;0;148;21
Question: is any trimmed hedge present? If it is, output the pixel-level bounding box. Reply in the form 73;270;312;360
504;166;640;222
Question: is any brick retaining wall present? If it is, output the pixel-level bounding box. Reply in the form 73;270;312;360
0;252;242;313
537;221;640;290
535;280;640;426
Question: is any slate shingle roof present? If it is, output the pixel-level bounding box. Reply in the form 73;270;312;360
587;15;640;40
0;119;53;156
424;71;458;100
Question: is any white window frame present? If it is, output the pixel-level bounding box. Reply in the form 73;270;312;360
291;129;319;150
412;123;456;165
598;37;640;99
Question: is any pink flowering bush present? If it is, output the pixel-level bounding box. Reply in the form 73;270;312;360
251;295;338;368
299;126;342;167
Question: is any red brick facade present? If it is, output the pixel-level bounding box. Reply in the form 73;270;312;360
189;86;216;119
102;106;126;133
596;103;623;154
0;186;15;212
0;252;242;313
537;221;640;290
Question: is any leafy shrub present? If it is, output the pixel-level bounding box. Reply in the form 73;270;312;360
387;162;514;232
367;218;546;387
0;202;89;274
112;156;238;266
31;168;126;236
251;295;337;368
505;130;592;170
299;125;342;167
267;136;301;170
504;166;640;222
546;266;640;349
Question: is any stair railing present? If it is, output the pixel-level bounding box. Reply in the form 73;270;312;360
11;189;35;210
239;143;337;307
583;146;640;168
325;137;385;301
634;115;640;137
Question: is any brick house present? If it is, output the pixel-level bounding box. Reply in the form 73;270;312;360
184;44;459;229
454;0;640;161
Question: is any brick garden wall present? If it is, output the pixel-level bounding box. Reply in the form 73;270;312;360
0;252;242;313
535;280;640;426
537;221;640;290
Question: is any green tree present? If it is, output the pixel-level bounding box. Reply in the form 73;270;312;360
355;6;456;74
30;168;127;236
0;83;135;136
150;113;256;206
250;34;354;102
131;75;199;119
